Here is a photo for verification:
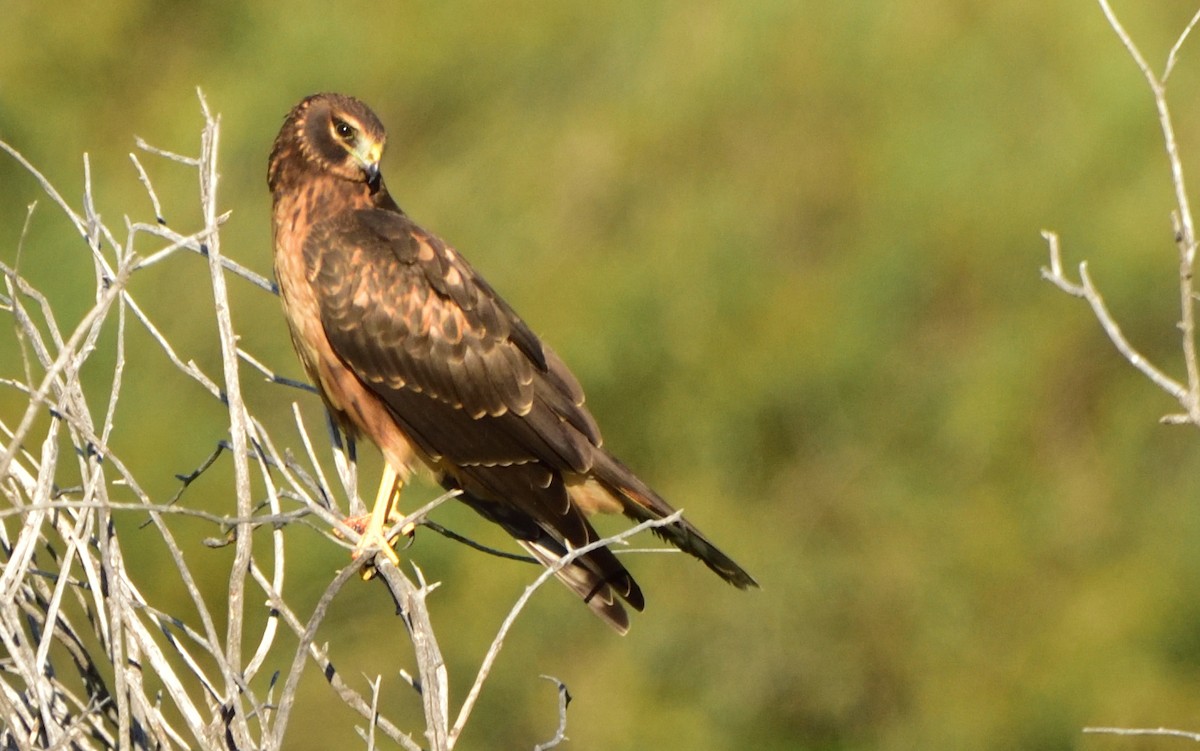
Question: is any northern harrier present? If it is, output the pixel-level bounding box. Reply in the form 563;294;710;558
268;93;756;632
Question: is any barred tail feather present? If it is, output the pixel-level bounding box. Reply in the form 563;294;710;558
518;539;641;635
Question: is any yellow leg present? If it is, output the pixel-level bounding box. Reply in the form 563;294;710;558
352;463;407;571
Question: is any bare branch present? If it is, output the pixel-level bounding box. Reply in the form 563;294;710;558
532;676;571;751
128;152;166;224
1040;231;1188;403
134;136;200;166
1165;9;1200;81
246;561;422;751
191;91;255;748
1046;3;1200;742
1085;726;1200;741
448;511;685;747
265;563;363;751
1;89;633;751
375;561;450;751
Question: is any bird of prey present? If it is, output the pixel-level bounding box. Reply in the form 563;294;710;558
268;93;757;632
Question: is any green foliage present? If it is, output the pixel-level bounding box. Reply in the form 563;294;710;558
6;1;1200;748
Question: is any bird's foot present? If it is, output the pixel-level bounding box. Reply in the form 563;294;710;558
343;512;417;579
341;512;418;540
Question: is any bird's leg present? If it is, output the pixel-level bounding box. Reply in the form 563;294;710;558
352;463;401;566
348;464;417;574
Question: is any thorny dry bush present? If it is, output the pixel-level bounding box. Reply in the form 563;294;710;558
1043;1;1200;745
0;92;676;751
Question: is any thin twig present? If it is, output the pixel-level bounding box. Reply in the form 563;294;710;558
1041;231;1189;403
246;561;422;751
448;511;684;747
191;89;254;748
1044;3;1200;742
266;563;363;750
1098;0;1200;417
375;560;450;751
128;152;166;224
1084;726;1200;741
532;676;571;751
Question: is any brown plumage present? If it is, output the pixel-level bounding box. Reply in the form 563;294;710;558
268;93;757;633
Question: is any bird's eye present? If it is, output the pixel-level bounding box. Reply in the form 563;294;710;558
333;119;356;141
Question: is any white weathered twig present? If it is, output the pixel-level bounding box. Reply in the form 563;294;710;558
1085;725;1200;742
1044;3;1200;744
1043;2;1200;425
1;87;668;751
1040;231;1188;403
533;676;571;750
447;510;685;748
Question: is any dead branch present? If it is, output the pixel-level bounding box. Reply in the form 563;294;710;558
1042;2;1200;744
0;89;679;751
1042;2;1200;426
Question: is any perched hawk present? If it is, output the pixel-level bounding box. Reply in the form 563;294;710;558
268;93;756;632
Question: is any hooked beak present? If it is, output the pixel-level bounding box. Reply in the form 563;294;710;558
356;140;384;193
364;161;381;193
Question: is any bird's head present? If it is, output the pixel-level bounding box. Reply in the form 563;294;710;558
270;93;387;194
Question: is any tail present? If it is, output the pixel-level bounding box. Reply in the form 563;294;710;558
591;452;759;590
454;487;645;634
517;536;642;635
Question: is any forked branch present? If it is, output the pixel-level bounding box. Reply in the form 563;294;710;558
1042;2;1200;426
0;89;680;751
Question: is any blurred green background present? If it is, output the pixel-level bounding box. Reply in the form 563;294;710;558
6;1;1200;749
